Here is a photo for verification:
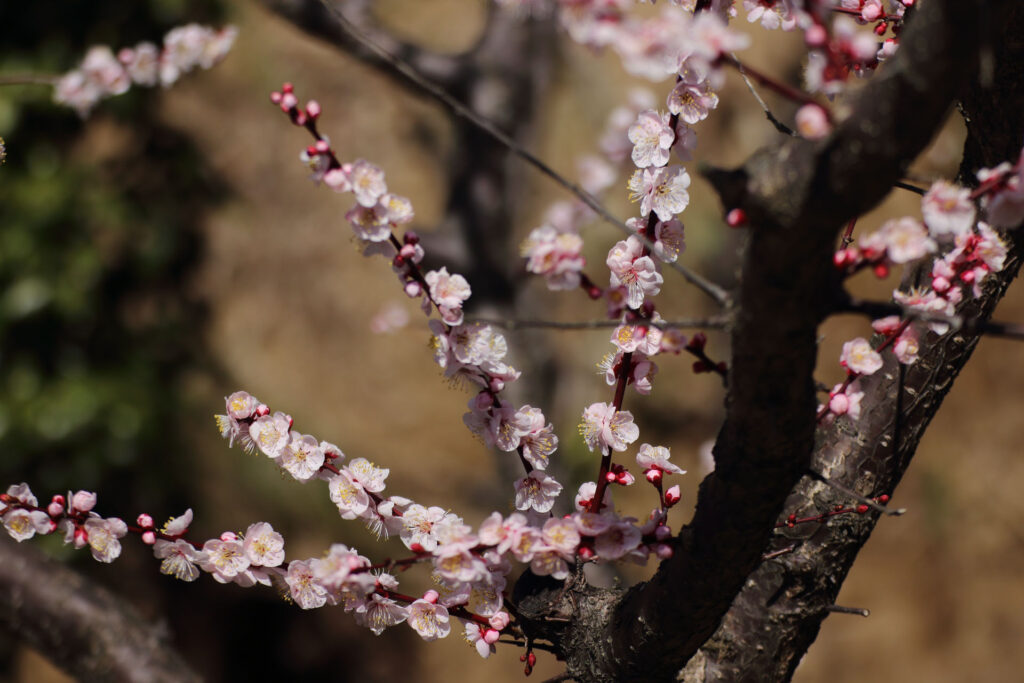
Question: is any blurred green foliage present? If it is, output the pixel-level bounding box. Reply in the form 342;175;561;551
0;0;227;501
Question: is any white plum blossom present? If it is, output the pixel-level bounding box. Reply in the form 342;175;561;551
154;539;204;582
201;535;250;582
667;78;718;125
514;471;563;513
629;110;675;168
425;268;472;325
408;598;451;641
347;458;389;493
400;504;449;551
636;444;686;476
628;165;691;222
606;235;664;309
520;225;585;290
355;594;410;635
243;522;285;567
328;469;371;520
279;432;325;481
348;160;388;207
922;180;976;238
840;338;883;376
653;218;686;263
286;560;329;609
249;412;292;459
859;217;936;264
513;406;559;470
579;402;640;453
83;516;128;563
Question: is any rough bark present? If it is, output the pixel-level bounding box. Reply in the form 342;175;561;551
0;535;201;682
546;1;1018;681
679;5;1024;681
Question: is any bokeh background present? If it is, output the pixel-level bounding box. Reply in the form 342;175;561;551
2;1;1023;681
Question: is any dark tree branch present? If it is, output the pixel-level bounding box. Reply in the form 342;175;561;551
0;535;200;682
676;3;1024;682
508;1;1017;681
257;0;467;90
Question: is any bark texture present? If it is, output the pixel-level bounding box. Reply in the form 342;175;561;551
0;535;201;682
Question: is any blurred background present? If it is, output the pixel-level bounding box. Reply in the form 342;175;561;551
1;1;1022;681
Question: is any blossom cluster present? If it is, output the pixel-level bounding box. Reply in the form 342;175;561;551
822;149;1021;422
54;24;237;117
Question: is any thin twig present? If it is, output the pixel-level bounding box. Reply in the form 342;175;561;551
733;56;796;137
463;316;730;331
806;469;906;516
0;74;59;87
539;673;574;683
762;544;798;561
826;604;870;617
894;180;927;195
314;0;731;307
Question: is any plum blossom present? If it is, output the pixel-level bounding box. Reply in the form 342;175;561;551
636;444;686;477
606;235;664;309
579;402;640;453
513;406;558;470
286;560;328;609
859;217;936;264
520;225;585;290
279;433;325;481
249;412;292;459
667;78;718;125
243;522;285;567
425;268;471;325
400;505;449;552
628;110;675;168
744;0;799;31
795;104;831;140
922;181;976;238
628;165;691;222
839;337;883;375
408;598;451;641
514;471;563;513
154;539;204;582
653;218;686;263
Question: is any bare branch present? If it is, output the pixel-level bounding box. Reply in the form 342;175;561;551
464;316;730;331
0;535;200;682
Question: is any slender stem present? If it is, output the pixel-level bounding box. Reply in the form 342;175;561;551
313;0;730;307
463;315;729;331
0;74;59;87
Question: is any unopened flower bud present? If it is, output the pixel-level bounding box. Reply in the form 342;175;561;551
142;530;156;545
220;531;238;542
47;501;64;517
726;208;747;228
805;23;828;48
483;628;501;644
489;612;510;630
423;589;439;604
306;100;321;119
645;468;663;485
73;526;89;549
664;485;681;507
137;513;154;528
70;491;97;513
655;543;674;559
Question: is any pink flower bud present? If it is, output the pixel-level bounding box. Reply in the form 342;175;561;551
805;24;828;48
281;82;294;94
796;104;832;141
137;513;154;528
483;628;501;644
828;392;850;415
405;281;423;298
71;491;97;513
47;501;64;517
306;100;321;118
577;545;595;560
399;244;418;260
255;403;270;417
73;526;89;549
422;589;439;604
655;524;671;540
488;612;510;630
645;468;663;485
315;139;330;153
726;208;747;228
655;543;674;559
269;91;282;104
220;531;238;542
280;92;298;110
664;485;681;507
142;530;156;545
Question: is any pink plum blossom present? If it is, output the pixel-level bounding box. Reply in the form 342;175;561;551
840;338;883;375
520;225;586;290
514;471;563;513
579;402;640;453
628;165;691;222
606;235;664;309
628;110;676;168
922;181;976;238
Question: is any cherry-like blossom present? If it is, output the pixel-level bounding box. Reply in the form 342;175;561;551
839;338;883;375
579;402;640;453
922;180;976;238
628;165;691;222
